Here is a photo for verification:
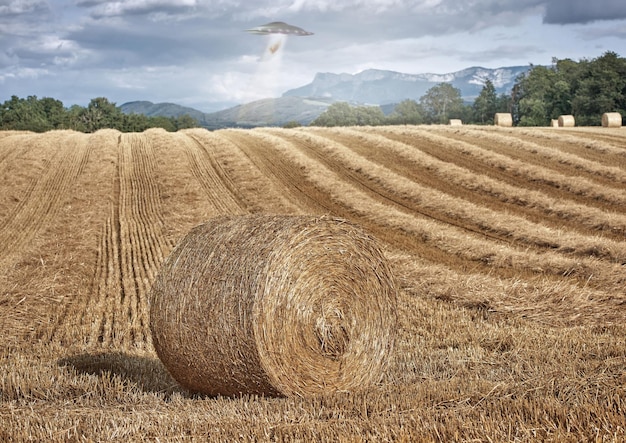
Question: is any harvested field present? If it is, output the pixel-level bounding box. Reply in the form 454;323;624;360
1;125;625;442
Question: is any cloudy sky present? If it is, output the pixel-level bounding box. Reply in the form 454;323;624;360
2;0;626;111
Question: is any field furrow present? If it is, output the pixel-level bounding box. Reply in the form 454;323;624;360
376;126;626;212
0;132;90;269
301;129;626;245
176;132;245;215
1;126;625;442
220;129;479;277
246;129;626;322
437;126;626;187
543;128;626;154
113;133;171;348
236;129;624;294
504;128;626;169
218;129;335;215
325;127;626;240
42;131;120;346
86;214;120;347
0;135;53;228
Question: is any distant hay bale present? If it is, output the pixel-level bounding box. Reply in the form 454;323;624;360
550;119;559;127
449;119;463;126
558;115;575;127
494;113;513;127
602;112;622;128
149;215;397;397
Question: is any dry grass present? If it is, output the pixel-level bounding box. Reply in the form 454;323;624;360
1;125;625;441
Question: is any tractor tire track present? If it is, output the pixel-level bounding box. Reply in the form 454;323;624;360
255;129;626;290
112;133;172;348
219;129;474;273
376;126;626;213
0;132;91;269
69;132;172;349
265;127;626;265
45;130;120;346
500;128;626;170
322;126;626;241
436;127;626;188
218;129;335;215
179;132;246;215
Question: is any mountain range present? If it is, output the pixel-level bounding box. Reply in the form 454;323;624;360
283;66;529;104
121;65;530;128
121;96;334;129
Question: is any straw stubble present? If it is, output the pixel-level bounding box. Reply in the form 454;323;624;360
149;214;397;397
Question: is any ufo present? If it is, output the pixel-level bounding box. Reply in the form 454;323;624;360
245;21;314;36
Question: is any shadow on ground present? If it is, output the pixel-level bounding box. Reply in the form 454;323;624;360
58;352;186;398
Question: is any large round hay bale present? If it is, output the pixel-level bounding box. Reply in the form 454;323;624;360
494;113;513;127
449;119;463;126
149;215;397;397
602;112;622;128
550;119;559;127
558;115;575;127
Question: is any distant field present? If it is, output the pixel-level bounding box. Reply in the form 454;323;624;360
1;125;625;441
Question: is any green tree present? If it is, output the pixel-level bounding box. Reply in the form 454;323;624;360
511;52;626;126
122;113;151;132
354;106;385;126
39;97;67;129
473;79;497;124
0;95;50;131
514;65;558;126
172;114;199;130
571;51;626;125
282;120;302;128
388;99;424;125
67;105;88;132
310;102;357;126
496;93;512;114
420;83;464;124
148;116;177;132
80;97;123;132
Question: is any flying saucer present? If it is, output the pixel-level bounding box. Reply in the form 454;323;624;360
245;21;314;36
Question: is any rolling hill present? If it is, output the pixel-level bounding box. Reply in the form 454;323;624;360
121;65;531;128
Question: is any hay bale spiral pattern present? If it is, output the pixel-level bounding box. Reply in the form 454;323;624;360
149;215;397;397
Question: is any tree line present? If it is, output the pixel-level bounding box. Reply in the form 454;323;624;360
0;96;199;133
309;81;511;127
2;52;624;132
310;51;625;127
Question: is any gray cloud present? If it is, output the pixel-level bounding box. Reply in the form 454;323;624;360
0;0;48;16
543;0;626;24
1;0;624;109
578;23;626;40
80;0;198;19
